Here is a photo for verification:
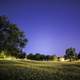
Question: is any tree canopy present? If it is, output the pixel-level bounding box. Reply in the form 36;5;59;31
0;16;28;57
65;48;77;61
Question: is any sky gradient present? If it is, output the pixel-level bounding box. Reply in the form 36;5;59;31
0;0;80;56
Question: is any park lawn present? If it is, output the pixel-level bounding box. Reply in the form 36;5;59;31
0;60;80;80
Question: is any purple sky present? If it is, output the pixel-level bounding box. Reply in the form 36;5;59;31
0;0;80;56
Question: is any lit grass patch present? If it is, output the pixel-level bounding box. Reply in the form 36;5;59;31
0;60;80;80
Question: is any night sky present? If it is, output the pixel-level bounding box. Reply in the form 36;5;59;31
0;0;80;56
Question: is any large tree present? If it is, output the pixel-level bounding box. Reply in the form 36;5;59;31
78;52;80;59
65;48;77;61
0;16;28;57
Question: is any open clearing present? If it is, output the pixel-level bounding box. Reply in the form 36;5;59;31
0;60;80;80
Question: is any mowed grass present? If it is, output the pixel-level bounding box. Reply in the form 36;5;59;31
0;60;80;80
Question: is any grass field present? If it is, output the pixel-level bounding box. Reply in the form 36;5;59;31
0;60;80;80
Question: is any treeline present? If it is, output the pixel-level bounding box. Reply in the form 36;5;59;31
27;53;57;61
15;47;80;61
17;47;80;62
16;50;80;61
26;48;80;61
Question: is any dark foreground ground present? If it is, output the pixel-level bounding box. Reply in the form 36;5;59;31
0;60;80;80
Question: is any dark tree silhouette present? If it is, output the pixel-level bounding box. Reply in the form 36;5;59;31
27;53;34;60
18;51;26;59
27;53;57;61
0;16;28;57
65;48;77;61
78;52;80;59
